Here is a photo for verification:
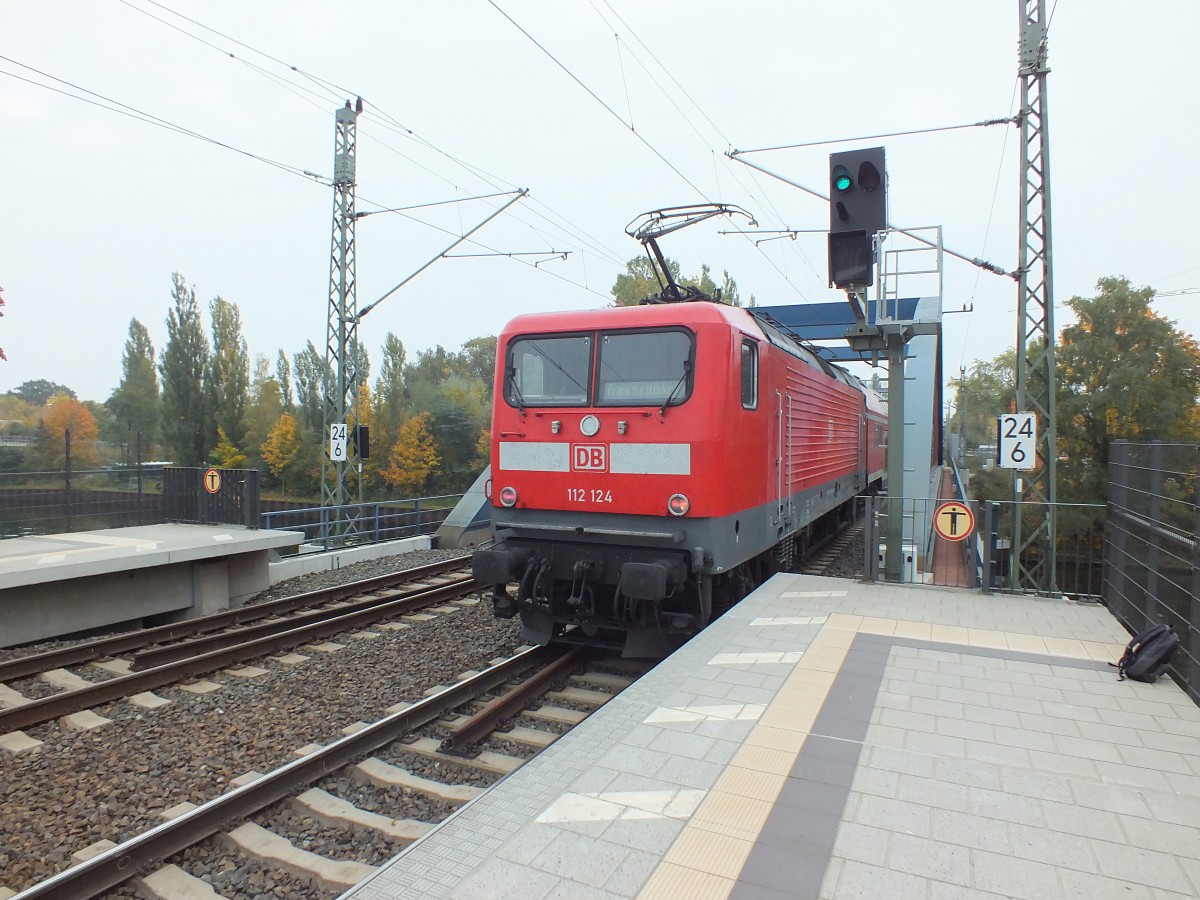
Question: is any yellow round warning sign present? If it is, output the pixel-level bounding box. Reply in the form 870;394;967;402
203;467;222;494
934;501;974;542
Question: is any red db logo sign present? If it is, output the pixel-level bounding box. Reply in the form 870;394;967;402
572;444;607;471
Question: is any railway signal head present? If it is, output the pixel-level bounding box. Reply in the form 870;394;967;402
827;147;887;289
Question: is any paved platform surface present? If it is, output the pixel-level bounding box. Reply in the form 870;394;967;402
0;524;299;589
343;575;1200;900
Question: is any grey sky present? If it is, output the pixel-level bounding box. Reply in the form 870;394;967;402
3;1;1197;403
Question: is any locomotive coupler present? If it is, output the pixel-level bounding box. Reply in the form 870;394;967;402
490;585;517;619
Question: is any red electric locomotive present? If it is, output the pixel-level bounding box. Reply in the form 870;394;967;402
471;299;887;657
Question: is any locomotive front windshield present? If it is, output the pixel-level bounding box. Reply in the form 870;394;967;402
596;329;692;406
505;327;693;409
507;334;592;406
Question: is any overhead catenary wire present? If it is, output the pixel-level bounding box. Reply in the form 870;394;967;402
730;118;1016;156
115;0;631;270
0;55;325;185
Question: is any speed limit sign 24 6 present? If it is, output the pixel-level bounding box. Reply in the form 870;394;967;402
997;413;1037;470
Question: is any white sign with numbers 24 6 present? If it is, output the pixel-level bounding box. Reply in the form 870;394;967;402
997;413;1037;470
329;423;348;462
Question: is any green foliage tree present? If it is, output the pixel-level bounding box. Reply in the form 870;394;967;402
372;333;407;473
406;345;453;387
243;355;283;472
210;426;248;468
456;336;498;383
159;273;210;466
1056;276;1200;504
107;318;160;442
275;349;294;410
291;342;329;437
7;379;76;405
611;256;750;306
206;297;250;448
612;256;679;306
947;350;1017;451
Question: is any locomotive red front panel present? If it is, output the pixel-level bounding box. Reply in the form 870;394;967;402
490;304;748;519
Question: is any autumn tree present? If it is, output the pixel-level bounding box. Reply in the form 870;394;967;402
0;395;39;431
160;273;210;466
107;318;160;442
39;394;100;468
261;412;303;496
1056;276;1200;504
382;412;440;495
206;297;250;449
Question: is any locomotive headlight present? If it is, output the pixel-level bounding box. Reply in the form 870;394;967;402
667;493;690;516
499;486;518;508
580;414;600;437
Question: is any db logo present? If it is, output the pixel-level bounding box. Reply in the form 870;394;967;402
572;444;607;471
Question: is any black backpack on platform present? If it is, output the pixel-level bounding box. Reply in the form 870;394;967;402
1111;623;1178;683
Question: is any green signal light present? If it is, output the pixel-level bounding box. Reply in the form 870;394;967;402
831;164;853;193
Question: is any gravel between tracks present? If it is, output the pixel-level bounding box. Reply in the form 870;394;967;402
0;547;520;894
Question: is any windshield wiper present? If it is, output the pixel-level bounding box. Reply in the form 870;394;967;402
659;360;692;416
506;366;527;415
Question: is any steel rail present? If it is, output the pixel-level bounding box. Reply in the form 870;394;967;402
0;556;469;683
0;578;476;733
10;643;562;900
130;573;472;670
440;645;594;754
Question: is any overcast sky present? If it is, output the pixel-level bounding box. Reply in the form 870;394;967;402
3;1;1198;403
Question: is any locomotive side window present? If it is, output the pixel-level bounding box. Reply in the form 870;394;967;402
740;338;758;409
506;334;591;407
596;329;693;406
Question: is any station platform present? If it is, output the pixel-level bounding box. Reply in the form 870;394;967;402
0;524;299;647
344;574;1200;900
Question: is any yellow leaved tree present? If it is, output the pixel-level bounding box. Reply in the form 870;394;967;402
261;412;302;496
382;412;440;496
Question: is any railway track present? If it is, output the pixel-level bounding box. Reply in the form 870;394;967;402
798;519;865;577
0;560;473;733
8;646;644;899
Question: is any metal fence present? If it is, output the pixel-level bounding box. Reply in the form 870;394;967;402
862;493;1106;599
260;496;460;551
0;430;462;551
1104;441;1199;702
0;429;172;535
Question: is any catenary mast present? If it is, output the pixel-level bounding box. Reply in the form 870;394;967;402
1013;0;1058;593
320;102;362;539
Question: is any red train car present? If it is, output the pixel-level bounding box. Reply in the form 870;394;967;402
472;300;886;656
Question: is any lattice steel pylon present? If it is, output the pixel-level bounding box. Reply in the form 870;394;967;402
1012;0;1058;593
320;102;361;538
